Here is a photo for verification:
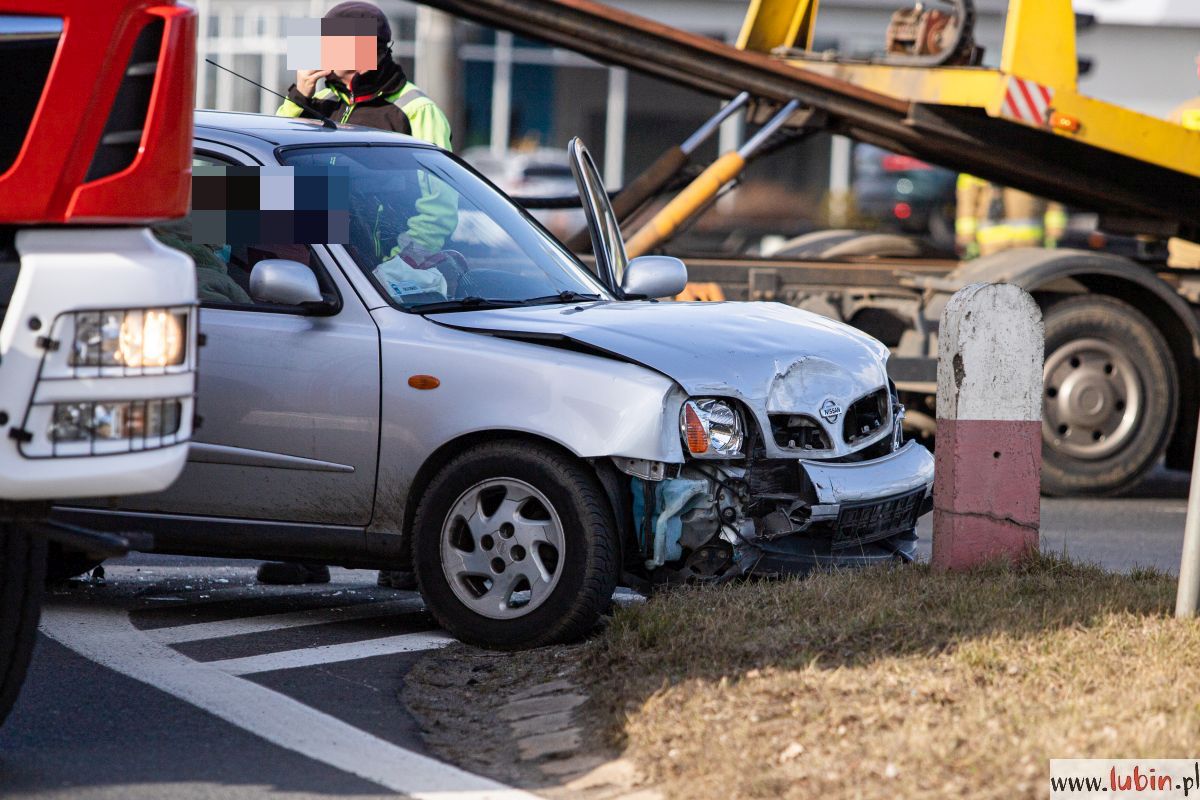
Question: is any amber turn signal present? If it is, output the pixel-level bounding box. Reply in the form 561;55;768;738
408;375;441;390
683;403;709;454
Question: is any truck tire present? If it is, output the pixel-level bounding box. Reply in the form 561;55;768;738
1041;295;1178;496
0;524;45;726
412;440;618;650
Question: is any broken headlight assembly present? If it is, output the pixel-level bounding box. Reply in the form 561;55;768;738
680;398;745;459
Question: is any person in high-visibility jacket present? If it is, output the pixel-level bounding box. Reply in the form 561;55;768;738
263;1;456;591
954;173;987;258
956;175;1065;258
276;1;457;260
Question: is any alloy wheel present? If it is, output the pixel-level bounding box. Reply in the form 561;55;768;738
439;478;565;620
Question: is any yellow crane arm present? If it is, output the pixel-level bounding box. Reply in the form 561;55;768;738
737;0;819;54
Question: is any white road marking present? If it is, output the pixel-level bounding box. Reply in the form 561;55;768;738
40;605;538;800
145;598;425;644
207;631;454;675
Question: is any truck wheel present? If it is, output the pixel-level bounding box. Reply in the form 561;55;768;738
1041;295;1177;496
0;524;46;726
412;441;618;650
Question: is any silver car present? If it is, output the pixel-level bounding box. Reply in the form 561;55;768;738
57;111;934;649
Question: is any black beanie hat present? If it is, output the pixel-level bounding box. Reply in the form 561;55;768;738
325;2;392;57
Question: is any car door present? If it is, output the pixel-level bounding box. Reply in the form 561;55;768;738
119;144;381;526
567;138;628;293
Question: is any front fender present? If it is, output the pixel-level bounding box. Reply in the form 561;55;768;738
369;311;686;535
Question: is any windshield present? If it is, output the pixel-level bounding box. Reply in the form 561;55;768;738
277;145;610;310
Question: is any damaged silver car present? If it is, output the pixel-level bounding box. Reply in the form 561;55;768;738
56;112;933;649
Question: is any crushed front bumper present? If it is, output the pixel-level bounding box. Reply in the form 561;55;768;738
751;440;934;574
801;440;935;514
632;440;935;581
802;440;934;533
744;441;931;573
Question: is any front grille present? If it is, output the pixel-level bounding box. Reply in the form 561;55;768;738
842;388;889;445
0;15;62;175
832;488;924;549
770;413;831;451
84;19;163;183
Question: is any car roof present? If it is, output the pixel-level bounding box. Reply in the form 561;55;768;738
194;109;436;148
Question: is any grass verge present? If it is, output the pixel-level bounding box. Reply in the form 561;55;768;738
569;554;1200;799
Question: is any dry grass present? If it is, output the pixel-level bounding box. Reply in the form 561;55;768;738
572;555;1200;799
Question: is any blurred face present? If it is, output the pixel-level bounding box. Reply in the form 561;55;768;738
320;32;375;73
329;36;379;85
286;17;377;75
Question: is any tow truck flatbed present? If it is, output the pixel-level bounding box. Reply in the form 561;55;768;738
415;0;1200;239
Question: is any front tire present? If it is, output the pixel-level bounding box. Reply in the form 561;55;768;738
1041;295;1178;496
0;524;46;726
412;441;619;649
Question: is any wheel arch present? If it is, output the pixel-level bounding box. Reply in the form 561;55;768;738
958;248;1200;471
395;430;631;571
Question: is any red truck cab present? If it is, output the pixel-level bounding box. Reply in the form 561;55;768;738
0;0;199;725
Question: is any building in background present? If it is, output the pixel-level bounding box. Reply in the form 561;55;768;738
195;0;1200;250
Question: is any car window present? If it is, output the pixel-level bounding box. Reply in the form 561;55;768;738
276;144;610;310
151;153;333;311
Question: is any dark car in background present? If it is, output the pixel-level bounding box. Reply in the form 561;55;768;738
852;144;956;250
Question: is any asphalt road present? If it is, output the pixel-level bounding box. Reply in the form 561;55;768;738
0;468;1192;799
0;561;514;800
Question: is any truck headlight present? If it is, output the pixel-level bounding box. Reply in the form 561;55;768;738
681;398;745;458
72;308;187;369
50;399;183;442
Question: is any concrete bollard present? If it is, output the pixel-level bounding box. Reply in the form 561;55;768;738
932;282;1044;570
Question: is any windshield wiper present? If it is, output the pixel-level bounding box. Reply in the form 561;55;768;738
521;291;603;306
408;296;526;314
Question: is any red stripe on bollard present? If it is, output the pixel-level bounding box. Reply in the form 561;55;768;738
932;418;1041;569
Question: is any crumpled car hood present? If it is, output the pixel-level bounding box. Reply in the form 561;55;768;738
432;300;891;411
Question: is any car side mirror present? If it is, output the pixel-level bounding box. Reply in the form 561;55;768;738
620;255;688;300
249;259;324;306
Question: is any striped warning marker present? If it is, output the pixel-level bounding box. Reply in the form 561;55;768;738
932;283;1044;570
1002;76;1054;127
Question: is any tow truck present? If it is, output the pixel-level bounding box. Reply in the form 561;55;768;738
416;0;1200;497
0;0;197;724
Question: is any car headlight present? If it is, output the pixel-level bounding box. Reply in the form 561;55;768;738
681;398;745;458
71;308;187;369
50;399;183;442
